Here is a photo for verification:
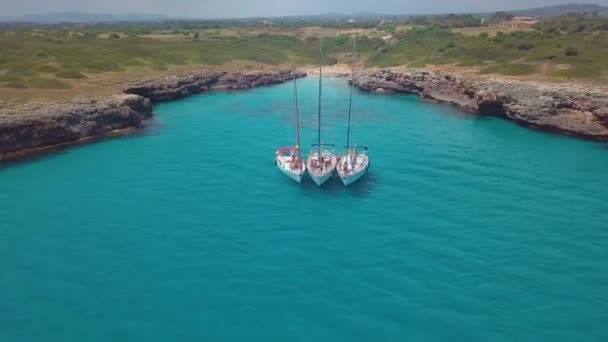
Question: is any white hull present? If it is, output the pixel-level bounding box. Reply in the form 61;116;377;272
337;153;369;186
306;152;337;186
309;170;333;186
276;155;306;183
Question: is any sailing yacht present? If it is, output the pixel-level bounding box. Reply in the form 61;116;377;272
337;35;370;187
307;40;337;186
276;73;306;183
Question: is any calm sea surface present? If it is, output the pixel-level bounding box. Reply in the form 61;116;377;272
1;78;608;341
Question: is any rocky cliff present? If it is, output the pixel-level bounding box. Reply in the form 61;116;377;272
1;70;303;162
0;94;152;160
124;70;306;102
356;70;608;140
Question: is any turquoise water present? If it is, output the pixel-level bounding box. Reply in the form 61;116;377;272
1;78;608;341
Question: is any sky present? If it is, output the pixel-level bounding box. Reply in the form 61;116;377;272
1;0;607;18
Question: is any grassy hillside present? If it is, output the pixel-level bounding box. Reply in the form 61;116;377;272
0;30;385;89
507;3;608;18
1;15;608;90
370;24;608;79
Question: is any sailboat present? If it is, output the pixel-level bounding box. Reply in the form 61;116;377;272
276;73;306;183
306;39;337;187
337;35;370;187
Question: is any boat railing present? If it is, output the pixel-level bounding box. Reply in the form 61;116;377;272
276;147;296;156
344;145;369;151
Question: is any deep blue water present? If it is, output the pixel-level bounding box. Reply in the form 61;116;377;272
1;78;608;341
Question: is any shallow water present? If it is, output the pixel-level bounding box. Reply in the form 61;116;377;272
1;78;608;341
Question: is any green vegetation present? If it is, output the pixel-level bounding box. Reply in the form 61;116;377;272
1;14;608;90
489;11;514;24
27;77;71;89
367;20;608;79
535;15;608;34
54;70;87;79
0;29;387;89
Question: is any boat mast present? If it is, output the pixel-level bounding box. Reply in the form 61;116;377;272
346;34;356;150
317;38;322;156
294;72;301;152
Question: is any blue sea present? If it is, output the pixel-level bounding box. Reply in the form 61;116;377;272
1;78;608;341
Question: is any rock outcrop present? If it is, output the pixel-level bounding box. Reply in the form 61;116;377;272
124;70;306;102
0;94;152;160
356;70;608;140
1;70;303;162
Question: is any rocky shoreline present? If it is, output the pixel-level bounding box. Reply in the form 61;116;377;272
124;70;306;102
0;70;304;162
2;67;608;163
0;94;153;162
355;69;608;140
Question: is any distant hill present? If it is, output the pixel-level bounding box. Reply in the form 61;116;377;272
505;3;608;18
1;3;607;23
2;12;168;23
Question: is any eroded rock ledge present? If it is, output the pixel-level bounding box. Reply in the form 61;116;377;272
124;70;306;102
0;70;304;162
356;70;608;140
0;94;152;161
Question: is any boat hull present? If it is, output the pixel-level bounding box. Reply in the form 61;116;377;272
337;153;370;187
306;152;337;186
276;155;306;183
309;170;333;186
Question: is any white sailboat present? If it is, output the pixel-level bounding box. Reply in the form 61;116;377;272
276;73;306;183
307;40;337;186
337;36;370;187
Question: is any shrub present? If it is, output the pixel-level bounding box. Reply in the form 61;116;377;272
327;57;338;65
109;33;120;39
32;50;48;58
55;70;87;79
492;32;505;43
564;47;579;56
517;42;536;50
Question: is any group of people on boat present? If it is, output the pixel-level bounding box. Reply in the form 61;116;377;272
310;155;332;172
337;150;359;173
290;148;303;171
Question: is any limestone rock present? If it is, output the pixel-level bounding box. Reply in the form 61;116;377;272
0;94;152;156
355;70;608;140
124;70;306;102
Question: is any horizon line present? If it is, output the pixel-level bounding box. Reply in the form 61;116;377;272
1;2;605;23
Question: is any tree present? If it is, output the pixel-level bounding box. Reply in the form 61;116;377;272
492;31;505;43
518;42;536;50
490;11;514;23
109;33;120;39
193;32;200;40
